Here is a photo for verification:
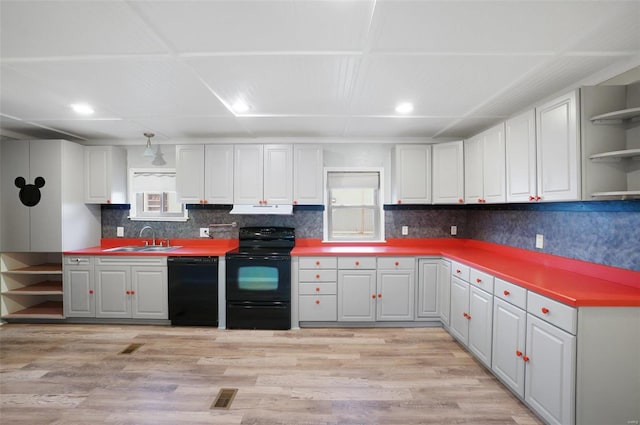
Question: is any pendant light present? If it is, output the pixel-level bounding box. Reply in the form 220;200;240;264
143;132;155;157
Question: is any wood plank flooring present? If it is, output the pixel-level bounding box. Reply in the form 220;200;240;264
0;324;543;425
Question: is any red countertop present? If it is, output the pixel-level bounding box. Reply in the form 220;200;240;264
66;237;640;307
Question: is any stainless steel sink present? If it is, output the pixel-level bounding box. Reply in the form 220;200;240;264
102;245;182;253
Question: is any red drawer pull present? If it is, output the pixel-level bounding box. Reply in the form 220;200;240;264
395;261;399;266
355;261;360;266
315;261;320;266
541;307;549;314
315;300;320;305
476;278;482;283
456;269;461;274
503;290;510;296
315;287;320;292
315;274;320;279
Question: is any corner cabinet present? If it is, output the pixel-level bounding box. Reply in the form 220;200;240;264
176;144;234;204
536;90;581;202
84;145;127;204
416;258;450;324
234;144;292;205
432;141;464;204
391;144;432;204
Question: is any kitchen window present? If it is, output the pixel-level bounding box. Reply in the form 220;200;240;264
128;168;188;221
323;169;384;242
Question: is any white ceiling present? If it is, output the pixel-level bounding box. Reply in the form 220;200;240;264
1;0;639;143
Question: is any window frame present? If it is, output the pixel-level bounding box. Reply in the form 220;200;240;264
323;167;385;243
128;168;189;222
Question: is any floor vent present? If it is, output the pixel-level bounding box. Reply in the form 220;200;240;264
120;343;143;354
211;388;238;409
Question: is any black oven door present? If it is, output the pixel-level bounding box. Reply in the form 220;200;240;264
225;254;291;302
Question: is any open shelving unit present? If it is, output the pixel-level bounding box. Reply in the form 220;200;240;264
581;82;640;200
1;253;64;320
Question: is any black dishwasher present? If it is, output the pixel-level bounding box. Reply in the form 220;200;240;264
168;256;218;326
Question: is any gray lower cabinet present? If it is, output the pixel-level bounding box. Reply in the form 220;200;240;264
64;255;168;320
417;258;450;324
298;257;338;322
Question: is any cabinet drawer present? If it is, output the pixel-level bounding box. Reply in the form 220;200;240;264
299;257;337;269
338;257;376;270
299;269;337;283
527;291;577;335
300;282;337;295
64;256;93;266
494;278;527;310
377;257;415;270
470;268;494;294
299;295;337;321
96;256;167;266
451;261;470;282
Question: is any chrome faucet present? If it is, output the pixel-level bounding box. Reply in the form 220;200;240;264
139;225;156;246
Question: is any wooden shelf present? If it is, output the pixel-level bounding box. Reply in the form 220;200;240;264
2;281;63;295
1;263;63;275
1;301;64;319
590;191;640;200
589;148;640;161
590;107;640;124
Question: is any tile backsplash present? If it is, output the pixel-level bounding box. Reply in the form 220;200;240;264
102;206;640;271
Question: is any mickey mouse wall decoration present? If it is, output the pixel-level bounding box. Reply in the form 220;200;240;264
15;176;45;207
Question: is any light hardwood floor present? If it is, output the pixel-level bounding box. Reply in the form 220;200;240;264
0;324;543;425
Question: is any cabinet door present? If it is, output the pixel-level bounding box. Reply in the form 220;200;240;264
536;90;580;202
464;135;484;204
376;269;414;321
95;266;130;318
506;110;537;202
449;276;470;344
393;145;432;204
30;140;62;252
492;298;526;398
84;146;126;204
438;260;451;326
234;144;264;204
417;259;439;318
293;144;323;205
263;144;293;204
1;140;30;251
432;141;464;204
131;266;168;319
299;295;337;321
468;286;494;368
482;123;506;203
338;270;376;322
204;144;234;204
64;267;95;317
176;144;205;203
525;314;576;425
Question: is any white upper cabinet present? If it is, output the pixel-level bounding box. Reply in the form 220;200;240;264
464;123;506;204
84;146;127;204
392;144;432;204
505;110;537;202
536;90;581;202
234;144;292;205
1;140;99;252
293;144;323;205
176;144;234;204
432;141;464;204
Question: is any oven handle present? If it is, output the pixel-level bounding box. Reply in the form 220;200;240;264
227;255;291;261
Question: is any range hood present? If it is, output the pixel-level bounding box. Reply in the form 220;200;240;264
229;204;293;215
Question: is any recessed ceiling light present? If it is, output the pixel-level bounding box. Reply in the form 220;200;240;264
232;100;250;114
395;102;414;114
71;103;94;115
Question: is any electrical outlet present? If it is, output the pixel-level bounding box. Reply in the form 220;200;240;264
199;228;209;238
535;234;544;249
401;226;409;236
116;227;124;237
450;225;457;236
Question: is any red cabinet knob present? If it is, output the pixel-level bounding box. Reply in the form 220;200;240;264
476;278;482;283
503;290;510;296
293;200;298;205
315;287;320;292
529;195;535;201
523;355;530;362
377;293;382;298
467;314;471;320
516;350;522;357
371;294;376;299
397;200;402;204
315;300;320;305
131;290;135;295
458;198;463;203
456;269;461;274
536;196;541;201
541;307;549;314
355;261;360;266
315;274;320;279
395;261;399;266
315;261;320;266
477;198;482;203
89;290;94;294
126;290;131;295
